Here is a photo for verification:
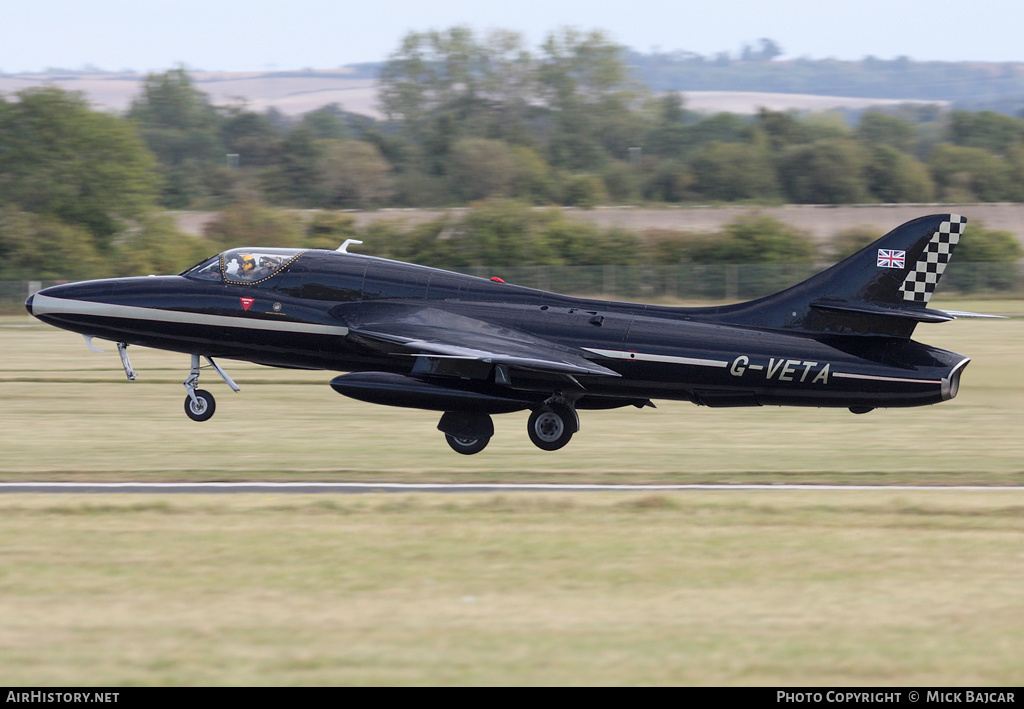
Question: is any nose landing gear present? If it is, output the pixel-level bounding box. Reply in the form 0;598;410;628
183;354;240;422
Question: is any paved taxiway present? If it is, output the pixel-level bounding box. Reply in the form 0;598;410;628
2;483;1022;494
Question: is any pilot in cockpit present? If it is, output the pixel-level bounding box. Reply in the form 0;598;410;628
251;256;280;280
240;254;257;275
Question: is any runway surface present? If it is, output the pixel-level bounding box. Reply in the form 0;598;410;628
2;482;1023;494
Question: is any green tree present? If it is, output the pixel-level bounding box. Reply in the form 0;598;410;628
362;216;453;265
443;199;635;266
537;28;642;170
449;138;516;201
642;160;693;202
945;223;1023;293
273;126;321;206
928;144;1020;202
756;109;815;151
509;146;555;203
0;87;159;246
947;111;1024;154
113;213;211;277
643;92;689;159
315;140;395;208
475;29;539;144
202;201;305;249
601;160;641;203
379;27;505;143
856;111;917;153
776;138;869;204
300;105;350;141
559;174;608;208
0;207;102;280
690;137;780;201
128;68;225;207
864;145;934;202
695;215;816;264
539;212;639;266
446;199;560;266
221;107;284;168
686;113;752;152
828;226;884;261
304;212;361;251
956;224;1023;262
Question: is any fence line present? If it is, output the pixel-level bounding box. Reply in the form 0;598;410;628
451;262;1024;301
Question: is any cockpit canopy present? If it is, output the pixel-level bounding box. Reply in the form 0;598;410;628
185;248;306;284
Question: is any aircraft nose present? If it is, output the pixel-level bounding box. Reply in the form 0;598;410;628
25;293;34;317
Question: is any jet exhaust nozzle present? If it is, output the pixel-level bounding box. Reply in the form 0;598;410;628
941;358;970;401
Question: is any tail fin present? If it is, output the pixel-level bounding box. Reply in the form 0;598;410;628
715;214;967;337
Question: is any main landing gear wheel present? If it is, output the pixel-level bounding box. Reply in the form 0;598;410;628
438;412;493;455
528;403;576;451
444;434;490;455
184;389;216;422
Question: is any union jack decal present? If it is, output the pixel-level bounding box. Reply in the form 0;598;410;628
877;249;906;269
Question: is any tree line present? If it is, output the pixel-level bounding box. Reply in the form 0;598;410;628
1;26;1023;282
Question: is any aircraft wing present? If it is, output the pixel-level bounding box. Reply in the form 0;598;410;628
334;303;620;378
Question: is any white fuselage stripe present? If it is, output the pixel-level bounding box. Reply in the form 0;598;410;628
582;347;729;368
831;372;941;385
582;346;941;386
31;294;350;337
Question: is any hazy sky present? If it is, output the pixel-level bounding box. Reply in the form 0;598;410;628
3;0;1020;73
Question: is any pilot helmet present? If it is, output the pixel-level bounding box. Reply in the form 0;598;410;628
241;254;256;272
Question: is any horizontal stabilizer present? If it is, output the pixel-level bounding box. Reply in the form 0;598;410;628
931;309;1008;320
811;301;1008;323
810;300;955;323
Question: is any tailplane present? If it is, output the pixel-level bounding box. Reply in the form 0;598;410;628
712;214;970;337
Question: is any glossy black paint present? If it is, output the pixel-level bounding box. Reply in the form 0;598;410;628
27;215;974;447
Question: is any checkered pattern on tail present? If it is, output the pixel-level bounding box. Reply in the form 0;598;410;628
899;215;965;303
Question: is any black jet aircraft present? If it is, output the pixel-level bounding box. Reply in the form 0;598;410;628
27;214;986;454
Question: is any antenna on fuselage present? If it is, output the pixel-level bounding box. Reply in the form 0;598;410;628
337;239;363;254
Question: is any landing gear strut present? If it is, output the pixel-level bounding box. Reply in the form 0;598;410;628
527;401;578;451
183;354;239;422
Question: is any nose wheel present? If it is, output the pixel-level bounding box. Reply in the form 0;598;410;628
184;389;216;421
182;354;239;421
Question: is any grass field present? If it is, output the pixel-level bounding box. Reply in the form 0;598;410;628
1;302;1022;685
1;490;1023;686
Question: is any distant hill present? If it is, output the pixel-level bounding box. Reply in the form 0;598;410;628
0;68;384;117
625;51;1024;112
3;52;1023;117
